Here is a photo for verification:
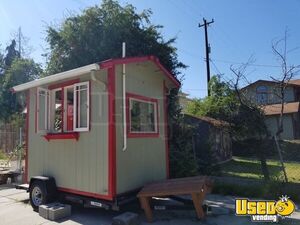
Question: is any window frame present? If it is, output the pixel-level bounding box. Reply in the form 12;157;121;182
50;87;63;133
256;85;268;104
36;87;50;133
35;79;90;139
126;92;159;138
73;81;90;132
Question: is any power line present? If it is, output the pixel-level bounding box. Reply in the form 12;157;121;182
211;58;282;68
182;0;204;18
209;59;223;76
167;0;199;23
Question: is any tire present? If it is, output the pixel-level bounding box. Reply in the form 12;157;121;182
29;181;47;211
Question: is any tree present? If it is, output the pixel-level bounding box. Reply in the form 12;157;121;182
0;50;5;79
187;73;271;180
0;58;41;122
4;40;20;68
185;75;238;122
44;0;185;77
270;30;300;183
44;0;187;177
229;62;270;180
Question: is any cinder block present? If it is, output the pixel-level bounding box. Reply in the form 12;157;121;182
39;203;71;221
48;203;71;221
112;212;140;225
39;204;49;219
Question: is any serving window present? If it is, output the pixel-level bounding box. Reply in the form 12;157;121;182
36;81;90;136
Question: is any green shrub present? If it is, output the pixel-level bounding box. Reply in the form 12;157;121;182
0;150;8;160
169;122;198;178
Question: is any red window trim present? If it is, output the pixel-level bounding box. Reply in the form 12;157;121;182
44;132;79;141
126;92;159;138
48;79;80;90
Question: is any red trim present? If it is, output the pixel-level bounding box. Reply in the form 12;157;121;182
48;79;80;90
61;87;64;132
43;132;79;141
100;56;152;68
126;92;158;103
126;92;159;138
57;187;112;201
163;81;170;178
99;56;180;88
24;90;30;183
108;66;116;198
152;57;180;88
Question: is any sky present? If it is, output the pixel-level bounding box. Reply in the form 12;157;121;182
1;0;300;98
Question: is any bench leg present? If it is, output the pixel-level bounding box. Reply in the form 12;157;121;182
139;197;153;222
191;193;205;219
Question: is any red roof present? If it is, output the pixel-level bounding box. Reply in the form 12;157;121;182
262;102;300;116
287;79;300;86
100;55;180;88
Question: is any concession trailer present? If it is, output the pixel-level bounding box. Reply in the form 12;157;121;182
12;55;180;210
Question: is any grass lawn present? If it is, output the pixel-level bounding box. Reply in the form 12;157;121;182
216;157;300;183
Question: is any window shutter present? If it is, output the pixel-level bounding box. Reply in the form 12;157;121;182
73;82;90;131
37;87;49;133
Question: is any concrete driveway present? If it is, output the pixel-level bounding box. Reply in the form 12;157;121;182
0;184;299;225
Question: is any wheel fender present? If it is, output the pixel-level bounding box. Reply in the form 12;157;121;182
29;176;57;201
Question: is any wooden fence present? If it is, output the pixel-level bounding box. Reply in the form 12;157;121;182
0;124;24;153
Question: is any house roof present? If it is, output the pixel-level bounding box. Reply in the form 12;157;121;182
287;79;300;86
12;55;180;92
184;113;230;127
242;79;300;90
262;102;300;116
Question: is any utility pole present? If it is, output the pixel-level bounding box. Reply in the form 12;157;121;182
199;18;214;96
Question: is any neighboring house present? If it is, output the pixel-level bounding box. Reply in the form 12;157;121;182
12;56;180;205
178;92;193;110
242;79;300;140
184;114;232;164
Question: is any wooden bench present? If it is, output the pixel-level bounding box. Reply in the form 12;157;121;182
137;176;213;222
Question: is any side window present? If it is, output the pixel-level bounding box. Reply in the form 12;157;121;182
37;88;49;132
128;95;158;135
256;85;268;104
51;89;63;132
74;82;90;131
64;86;74;132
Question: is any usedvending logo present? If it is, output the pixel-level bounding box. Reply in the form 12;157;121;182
235;196;295;222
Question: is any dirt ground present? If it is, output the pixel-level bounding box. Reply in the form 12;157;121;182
0;184;299;225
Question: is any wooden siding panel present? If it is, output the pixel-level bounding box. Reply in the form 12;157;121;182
115;62;167;194
28;71;109;195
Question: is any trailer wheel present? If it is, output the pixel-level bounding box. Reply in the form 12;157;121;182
29;181;47;211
